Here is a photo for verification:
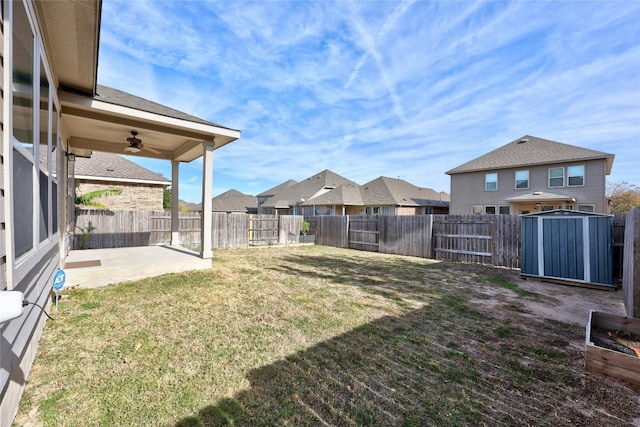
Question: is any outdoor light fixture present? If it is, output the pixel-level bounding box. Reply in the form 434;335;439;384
124;145;141;153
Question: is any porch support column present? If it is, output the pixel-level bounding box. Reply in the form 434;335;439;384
170;160;180;246
200;140;215;259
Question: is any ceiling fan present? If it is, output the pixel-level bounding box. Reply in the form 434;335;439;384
124;131;161;154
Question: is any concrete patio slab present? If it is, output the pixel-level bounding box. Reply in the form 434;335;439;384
63;245;211;288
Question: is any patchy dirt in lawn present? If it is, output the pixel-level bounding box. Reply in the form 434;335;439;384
14;246;640;426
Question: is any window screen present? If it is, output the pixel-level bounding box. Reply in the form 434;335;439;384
13;149;34;257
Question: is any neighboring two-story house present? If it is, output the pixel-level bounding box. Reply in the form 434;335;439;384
445;136;614;215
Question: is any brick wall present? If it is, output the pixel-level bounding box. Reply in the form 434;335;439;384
76;180;166;211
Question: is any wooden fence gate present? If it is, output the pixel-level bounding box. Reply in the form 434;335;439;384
433;217;494;264
248;215;279;245
348;216;380;252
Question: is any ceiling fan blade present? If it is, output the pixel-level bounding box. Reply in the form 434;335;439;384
144;145;162;155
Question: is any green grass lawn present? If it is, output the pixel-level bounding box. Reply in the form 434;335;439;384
15;245;639;426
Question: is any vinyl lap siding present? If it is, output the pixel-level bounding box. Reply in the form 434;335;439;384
449;159;609;214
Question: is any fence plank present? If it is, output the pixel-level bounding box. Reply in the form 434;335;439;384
623;208;640;317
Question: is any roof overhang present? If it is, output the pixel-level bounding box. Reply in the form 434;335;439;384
505;191;576;203
61;90;241;162
34;0;101;95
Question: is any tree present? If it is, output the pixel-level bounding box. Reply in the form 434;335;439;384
607;181;640;214
163;187;172;209
75;189;122;209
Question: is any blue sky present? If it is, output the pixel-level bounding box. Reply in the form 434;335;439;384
98;0;640;203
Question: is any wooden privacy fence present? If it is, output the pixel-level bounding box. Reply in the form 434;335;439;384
73;210;303;250
73;210;628;277
311;213;627;273
310;214;521;268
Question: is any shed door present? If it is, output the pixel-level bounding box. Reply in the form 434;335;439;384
542;218;584;281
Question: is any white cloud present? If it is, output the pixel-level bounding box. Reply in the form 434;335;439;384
97;0;640;201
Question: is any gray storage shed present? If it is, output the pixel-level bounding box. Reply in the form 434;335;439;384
521;210;614;288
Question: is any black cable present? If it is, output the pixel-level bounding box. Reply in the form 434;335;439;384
22;301;55;321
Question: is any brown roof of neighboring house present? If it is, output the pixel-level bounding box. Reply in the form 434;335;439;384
446;135;614;175
261;170;358;209
73;151;170;184
95;85;237;130
300;176;449;208
257;179;298;197
360;176;449;207
302;184;364;206
211;189;257;213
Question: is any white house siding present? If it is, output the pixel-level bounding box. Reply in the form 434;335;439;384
449;159;609;215
1;2;62;425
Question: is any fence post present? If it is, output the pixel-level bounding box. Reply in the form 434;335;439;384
623;208;640;317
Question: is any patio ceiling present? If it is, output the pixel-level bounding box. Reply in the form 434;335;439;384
61;89;240;162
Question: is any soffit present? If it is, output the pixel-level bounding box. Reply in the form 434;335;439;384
61;89;240;162
34;0;101;95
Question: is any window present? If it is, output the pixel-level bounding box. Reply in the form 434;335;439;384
12;1;35;258
577;204;594;213
13;150;34;257
13;1;34;148
366;206;390;215
541;205;554;211
568;165;585;186
499;206;510;214
549;167;564;187
39;60;50;242
485;173;497;191
515;170;529;189
485;206;496;214
472;205;483;214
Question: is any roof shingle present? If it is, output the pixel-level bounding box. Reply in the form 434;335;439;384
73;151;170;184
446;135;614;175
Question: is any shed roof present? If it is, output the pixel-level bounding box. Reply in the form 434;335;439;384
521;209;612;218
446;135;614;175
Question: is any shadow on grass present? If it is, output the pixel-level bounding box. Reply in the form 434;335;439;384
174;299;637;426
270;253;496;304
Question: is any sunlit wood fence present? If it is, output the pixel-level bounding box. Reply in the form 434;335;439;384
73;210;629;278
309;214;627;273
73;210;303;250
308;214;521;268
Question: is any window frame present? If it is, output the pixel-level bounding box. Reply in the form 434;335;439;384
485;173;498;191
577;204;595;213
515;170;529;190
567;165;585;187
10;0;61;272
549;167;565;187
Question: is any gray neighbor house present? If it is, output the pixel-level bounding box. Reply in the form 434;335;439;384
446;135;614;215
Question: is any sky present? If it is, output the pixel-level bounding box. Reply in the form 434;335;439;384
97;0;640;203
